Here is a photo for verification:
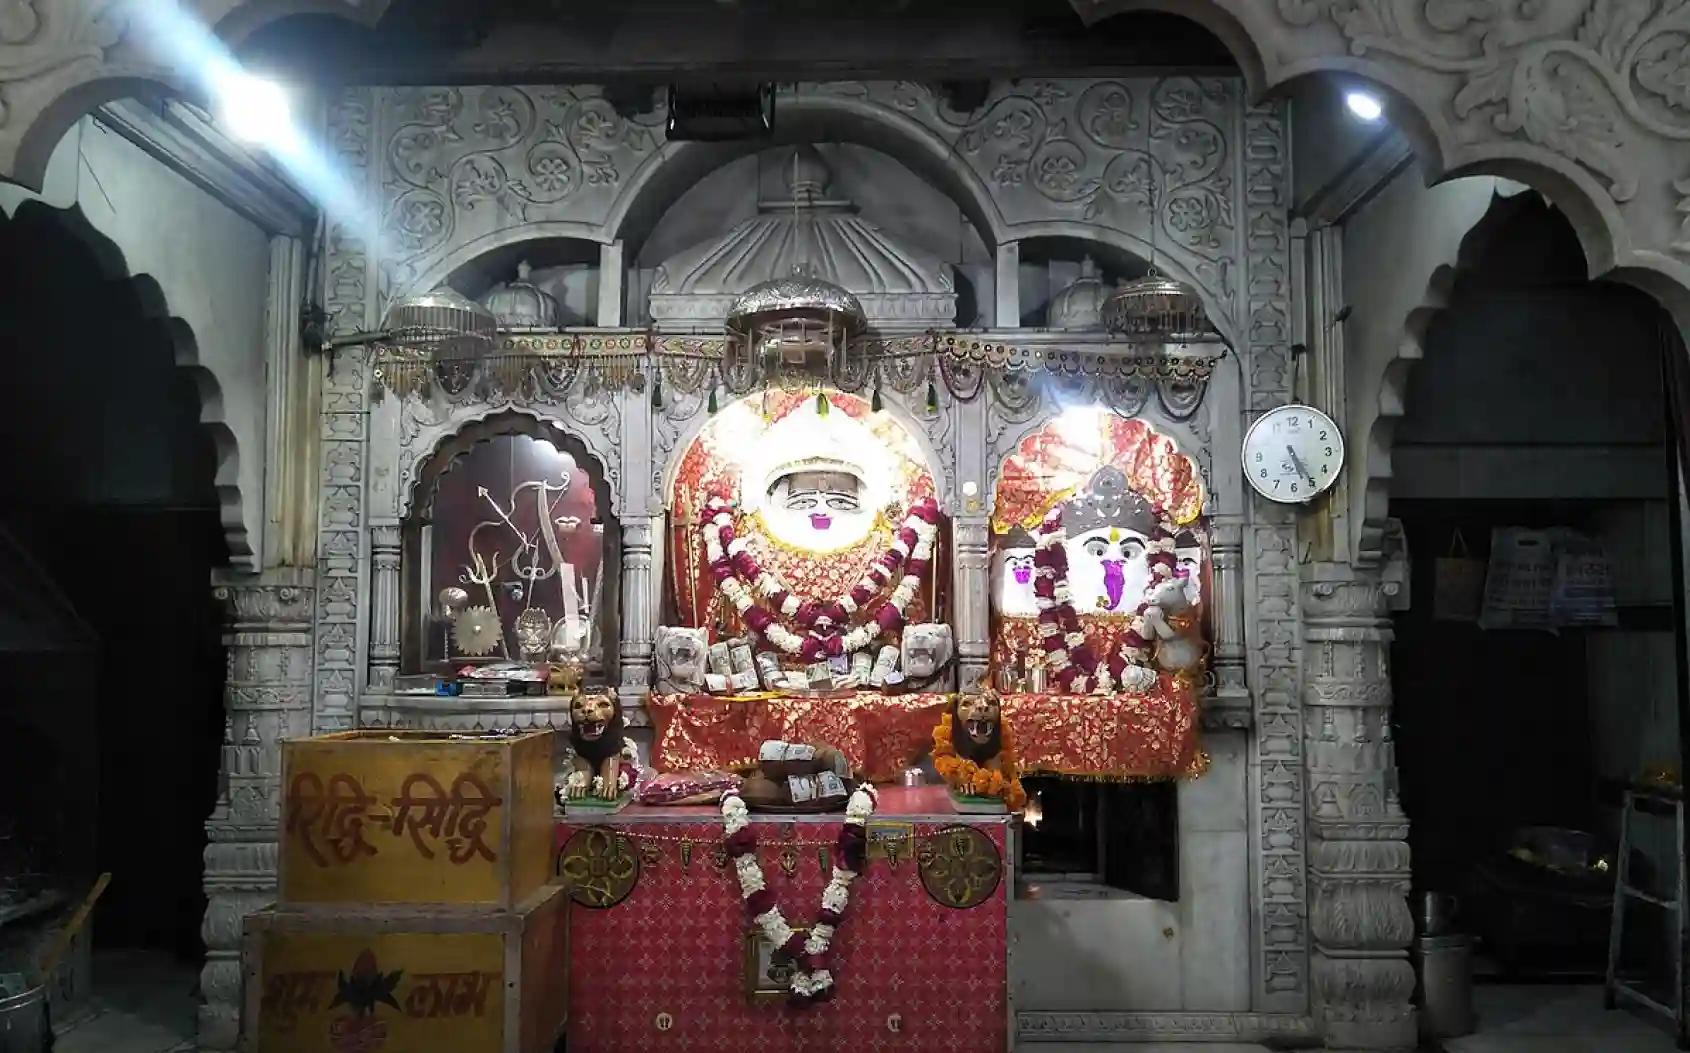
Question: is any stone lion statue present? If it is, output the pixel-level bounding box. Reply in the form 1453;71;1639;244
653;625;709;693
951;691;1003;769
564;692;636;800
901;623;954;681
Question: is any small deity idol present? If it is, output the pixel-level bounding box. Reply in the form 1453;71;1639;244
990;526;1039;618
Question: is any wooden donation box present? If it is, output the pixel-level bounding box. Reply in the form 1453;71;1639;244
556;786;1012;1052
243;730;568;1053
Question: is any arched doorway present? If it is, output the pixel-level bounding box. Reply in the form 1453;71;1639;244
1386;193;1689;1036
0;199;228;1024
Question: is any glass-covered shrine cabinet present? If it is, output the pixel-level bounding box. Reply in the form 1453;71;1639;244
400;412;618;687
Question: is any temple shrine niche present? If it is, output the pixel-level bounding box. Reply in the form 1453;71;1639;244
328;93;1254;1048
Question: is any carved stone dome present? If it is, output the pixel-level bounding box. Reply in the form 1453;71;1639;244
480;261;559;329
649;146;957;331
1047;256;1111;330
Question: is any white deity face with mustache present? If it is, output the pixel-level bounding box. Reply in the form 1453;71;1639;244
765;469;871;549
991;546;1038;617
1068;527;1151;613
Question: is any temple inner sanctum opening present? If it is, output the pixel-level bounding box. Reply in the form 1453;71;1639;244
0;3;1688;1052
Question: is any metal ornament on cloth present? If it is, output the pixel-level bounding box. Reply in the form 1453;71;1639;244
557;826;641;908
917;825;1002;909
725;267;866;389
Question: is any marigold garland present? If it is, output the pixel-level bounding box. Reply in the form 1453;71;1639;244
932;711;1027;811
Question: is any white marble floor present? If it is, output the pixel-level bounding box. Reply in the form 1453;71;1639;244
1446;984;1682;1053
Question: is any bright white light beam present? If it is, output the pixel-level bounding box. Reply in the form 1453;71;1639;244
1345;90;1384;122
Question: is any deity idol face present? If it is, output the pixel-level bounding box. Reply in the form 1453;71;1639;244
1068;527;1151;613
991;547;1038;617
1176;548;1204;605
763;468;874;551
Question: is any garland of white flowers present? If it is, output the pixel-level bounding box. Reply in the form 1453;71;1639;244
721;783;877;1004
1032;506;1185;695
1032;507;1096;693
703;496;940;661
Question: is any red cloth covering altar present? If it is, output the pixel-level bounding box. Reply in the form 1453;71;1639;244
647;682;1205;781
559;787;1008;1052
647;692;951;782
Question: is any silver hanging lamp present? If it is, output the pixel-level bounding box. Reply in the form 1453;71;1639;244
1101;183;1218;347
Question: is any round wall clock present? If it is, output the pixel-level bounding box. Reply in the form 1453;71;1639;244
1242;404;1344;503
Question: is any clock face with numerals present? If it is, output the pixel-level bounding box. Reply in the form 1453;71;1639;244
1242;404;1344;503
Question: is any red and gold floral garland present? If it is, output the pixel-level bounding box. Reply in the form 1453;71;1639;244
932;711;1027;811
704;496;941;661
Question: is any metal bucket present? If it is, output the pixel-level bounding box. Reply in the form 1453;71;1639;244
0;983;46;1053
1419;891;1461;935
1415;933;1475;1039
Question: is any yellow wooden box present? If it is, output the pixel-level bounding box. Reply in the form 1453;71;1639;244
279;729;555;908
242;883;568;1053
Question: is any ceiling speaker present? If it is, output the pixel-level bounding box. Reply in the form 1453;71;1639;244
665;83;775;141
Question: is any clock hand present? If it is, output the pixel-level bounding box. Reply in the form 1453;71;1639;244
1286;445;1318;490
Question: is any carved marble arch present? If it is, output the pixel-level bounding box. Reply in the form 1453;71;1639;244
1071;0;1690;331
1013;230;1240;357
1357;189;1545;564
396;225;611;312
0;201;253;567
399;407;620;675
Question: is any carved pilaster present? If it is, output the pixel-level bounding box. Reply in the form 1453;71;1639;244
1206;518;1250;727
368;523;402;690
618;516;660;712
1242;98;1308;1011
201;568;314;1051
315;85;376;735
1302;567;1415;1051
952;516;990;694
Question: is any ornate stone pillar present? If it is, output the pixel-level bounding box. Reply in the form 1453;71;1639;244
1302;565;1415;1051
952;515;990;693
200;568;315;1050
368;523;402;691
618;515;660;710
1207;518;1250;722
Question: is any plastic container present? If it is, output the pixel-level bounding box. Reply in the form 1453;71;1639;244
1415;933;1475;1039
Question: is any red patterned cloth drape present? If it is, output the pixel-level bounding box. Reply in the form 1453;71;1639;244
994;411;1205;533
646;683;1205;782
560;816;1008;1052
647;692;951;782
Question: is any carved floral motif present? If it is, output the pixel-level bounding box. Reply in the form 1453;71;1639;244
379;85;663;298
0;0;123;127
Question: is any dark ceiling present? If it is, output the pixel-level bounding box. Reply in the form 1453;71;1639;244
237;1;1239;87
